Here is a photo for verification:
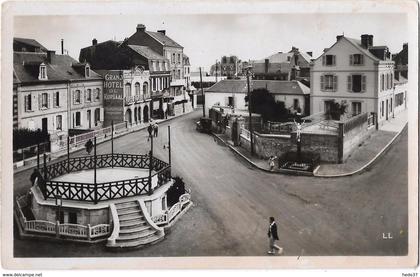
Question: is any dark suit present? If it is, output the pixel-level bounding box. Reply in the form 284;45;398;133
268;222;279;240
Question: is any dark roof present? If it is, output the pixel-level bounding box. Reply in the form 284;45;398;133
146;31;183;48
14;52;102;84
127;45;166;60
14;37;48;51
206;79;309;95
341;37;382;61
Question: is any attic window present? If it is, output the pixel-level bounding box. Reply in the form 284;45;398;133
38;63;47;80
85;65;90;77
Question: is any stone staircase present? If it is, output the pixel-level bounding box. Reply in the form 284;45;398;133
106;200;164;249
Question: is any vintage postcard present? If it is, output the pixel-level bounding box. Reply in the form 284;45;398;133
1;0;418;272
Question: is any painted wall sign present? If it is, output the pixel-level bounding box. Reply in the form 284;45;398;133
103;71;124;125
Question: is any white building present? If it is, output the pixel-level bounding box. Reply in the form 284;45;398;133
205;79;310;115
310;34;395;124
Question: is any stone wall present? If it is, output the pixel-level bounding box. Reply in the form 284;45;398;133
240;132;292;159
291;132;340;163
342;120;375;161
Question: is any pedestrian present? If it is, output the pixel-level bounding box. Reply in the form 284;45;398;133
147;124;153;140
153;123;159;137
267;216;282;255
268;156;276;171
85;139;93;154
30;169;39;186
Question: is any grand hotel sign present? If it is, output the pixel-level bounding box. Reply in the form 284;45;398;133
103;71;124;124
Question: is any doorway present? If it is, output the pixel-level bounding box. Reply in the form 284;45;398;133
87;110;91;129
386;99;389;120
41;117;48;133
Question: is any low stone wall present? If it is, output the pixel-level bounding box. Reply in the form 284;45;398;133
240;132;291;159
342;120;375;161
291;132;340;163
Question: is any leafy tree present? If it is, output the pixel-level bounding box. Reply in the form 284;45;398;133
245;88;289;122
328;100;348;120
13;128;50;150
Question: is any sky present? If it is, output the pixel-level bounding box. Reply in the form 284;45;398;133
14;13;408;72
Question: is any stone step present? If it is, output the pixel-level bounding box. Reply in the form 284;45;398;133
118;214;144;222
110;234;162;248
119;225;150;234
117;229;157;241
115;201;139;209
119;220;147;228
117;207;141;215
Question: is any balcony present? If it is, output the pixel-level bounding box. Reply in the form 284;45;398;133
124;94;151;105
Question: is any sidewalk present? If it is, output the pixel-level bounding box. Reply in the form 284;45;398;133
13;109;196;174
213;109;408;177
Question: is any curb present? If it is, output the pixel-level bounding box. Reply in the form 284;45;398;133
13;110;196;175
213;122;407;178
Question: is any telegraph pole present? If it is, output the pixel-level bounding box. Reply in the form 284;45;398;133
246;66;254;156
199;67;205;117
148;134;154;195
215;60;218;82
111;120;114;168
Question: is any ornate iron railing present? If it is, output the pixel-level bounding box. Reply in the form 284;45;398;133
38;153;171;203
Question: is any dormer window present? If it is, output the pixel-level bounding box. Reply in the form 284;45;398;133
39;63;47;80
85;65;90;77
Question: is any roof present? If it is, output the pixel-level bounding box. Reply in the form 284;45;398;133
206;79;309;95
14;37;48;51
299;51;313;63
146;31;183;48
127;45;166;60
254;52;293;64
14;52;102;84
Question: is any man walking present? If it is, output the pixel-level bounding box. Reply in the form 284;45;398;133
153;122;159;137
147;124;153;140
267;216;282;255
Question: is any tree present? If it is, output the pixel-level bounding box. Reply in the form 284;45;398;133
13;128;50;150
245;88;289;122
328;100;348;120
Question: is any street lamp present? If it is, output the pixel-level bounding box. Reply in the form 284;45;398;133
245;65;254;156
163;125;172;172
55;195;63;223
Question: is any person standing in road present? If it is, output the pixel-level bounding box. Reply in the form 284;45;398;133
147;124;153;139
267;216;282;255
153;122;159;137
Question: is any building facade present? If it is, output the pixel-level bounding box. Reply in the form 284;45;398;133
310;34;395;124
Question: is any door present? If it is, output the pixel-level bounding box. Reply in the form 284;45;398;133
41;118;48;133
87;110;91;129
386;99;389;120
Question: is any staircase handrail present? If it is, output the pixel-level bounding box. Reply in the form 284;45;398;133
137;200;164;236
107;203;120;246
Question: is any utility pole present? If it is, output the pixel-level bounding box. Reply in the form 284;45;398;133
94;136;97;204
246;66;254;156
148;134;154;195
168;125;171;167
215;60;218;82
67;136;70;172
199;67;205;117
111;121;114;168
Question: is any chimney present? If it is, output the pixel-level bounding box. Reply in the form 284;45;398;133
306;52;313;57
136;24;146;32
61;39;64;55
264;59;269;74
336;35;344;41
403;43;408;51
92;38;97;46
157;30;166;35
361;34;373;49
47;50;55;63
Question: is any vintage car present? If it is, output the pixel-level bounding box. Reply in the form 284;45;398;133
195;117;212;134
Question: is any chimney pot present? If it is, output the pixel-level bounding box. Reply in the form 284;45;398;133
336;35;344;41
137;24;146;32
92;38;97;46
157;30;166;35
361;34;373;49
47;50;56;63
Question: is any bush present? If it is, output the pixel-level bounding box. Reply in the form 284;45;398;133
167;176;186;207
245;88;289;122
13;128;50;150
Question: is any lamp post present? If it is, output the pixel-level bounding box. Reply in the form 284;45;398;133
55;195;63;223
148;133;154;196
199;67;205;117
245;66;254;156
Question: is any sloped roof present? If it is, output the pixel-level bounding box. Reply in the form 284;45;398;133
299;51;313;63
127;45;166;60
14;37;48;51
254;52;293;64
14;52;102;84
206;79;309;95
345;37;382;61
146;31;183;48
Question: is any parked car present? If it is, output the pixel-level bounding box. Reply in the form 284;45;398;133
196;117;212;134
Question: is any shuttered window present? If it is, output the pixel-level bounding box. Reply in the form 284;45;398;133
348;75;366;93
321;75;337;91
24;94;32;112
53;91;60;107
350;54;364;65
323;55;336;66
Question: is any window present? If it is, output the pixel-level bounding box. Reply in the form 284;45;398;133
74;90;81;104
143;83;148;95
178;69;181;79
320;74;337;91
381;101;384;117
347;74;366;93
41;93;49;108
287;56;291;62
351;102;362;116
86;89;92;102
161;196;166;211
125;83;131;97
39;64;47;80
390;73;393;88
227;96;234;107
293;99;299;110
69;212;77;224
178;54;181;64
381;74;384;91
350;54;364;65
135;82;140;95
54;91;60;107
95;88;100;100
85;65;90;77
75;112;81;127
56;115;62;130
323;55;336;66
172;53;175;64
395;93;404;107
24;94;32;112
94;108;100;125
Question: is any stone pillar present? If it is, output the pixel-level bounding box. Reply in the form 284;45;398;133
338;123;344;163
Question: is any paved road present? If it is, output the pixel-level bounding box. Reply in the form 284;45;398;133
14;109;408;257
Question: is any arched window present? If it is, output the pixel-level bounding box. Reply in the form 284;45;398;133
135;82;140;95
143;82;149;95
125;83;131;97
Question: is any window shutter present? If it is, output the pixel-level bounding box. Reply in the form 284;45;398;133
362;75;366;92
100;108;104;121
53;92;57;107
320;75;324;91
47;93;51;108
73;91;76;105
360;55;364;65
24;95;27;112
332;55;336;66
84;89;87;103
349;55;353;65
347;75;352;91
38;93;42;109
322;56;325;66
333;75;338;92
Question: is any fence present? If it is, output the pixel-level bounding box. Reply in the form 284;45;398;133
151;193;191;226
37;153;171;203
13;141;50;163
263;121;294;135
